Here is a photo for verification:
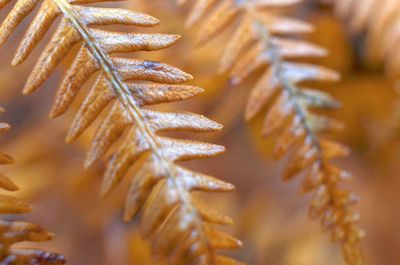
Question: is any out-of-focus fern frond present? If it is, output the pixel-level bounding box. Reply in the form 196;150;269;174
180;1;364;264
333;0;400;75
0;109;65;265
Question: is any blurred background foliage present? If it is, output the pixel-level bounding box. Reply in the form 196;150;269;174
0;0;399;264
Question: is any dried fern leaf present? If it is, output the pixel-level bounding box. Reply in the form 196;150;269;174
0;1;243;264
0;113;65;265
183;0;364;264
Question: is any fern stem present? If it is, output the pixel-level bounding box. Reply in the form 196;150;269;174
246;6;326;168
244;4;361;253
53;0;211;254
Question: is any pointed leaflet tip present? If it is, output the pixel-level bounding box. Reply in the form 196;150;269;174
212;120;223;131
11;56;22;66
192;86;204;94
182;71;193;82
84;141;105;168
0;123;9;133
0;173;19;191
22;88;30;95
123;11;160;26
44;232;55;240
22;79;37;95
49;110;58;119
65;134;74;144
207;228;243;249
170;34;181;43
84;155;95;169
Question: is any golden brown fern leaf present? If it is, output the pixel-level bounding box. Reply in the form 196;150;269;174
333;0;400;75
182;0;364;264
0;0;243;264
0;110;65;265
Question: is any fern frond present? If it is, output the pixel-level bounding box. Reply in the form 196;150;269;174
0;109;65;265
182;0;364;264
0;0;243;264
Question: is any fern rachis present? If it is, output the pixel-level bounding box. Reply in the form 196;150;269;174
0;0;244;264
